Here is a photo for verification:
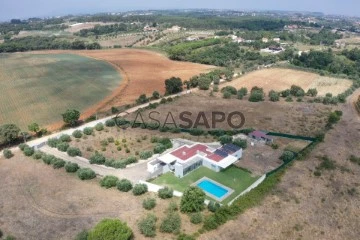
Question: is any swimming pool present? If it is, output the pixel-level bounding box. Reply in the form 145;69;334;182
195;177;234;201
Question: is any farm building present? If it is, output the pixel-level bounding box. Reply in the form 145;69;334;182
148;143;242;178
249;130;274;144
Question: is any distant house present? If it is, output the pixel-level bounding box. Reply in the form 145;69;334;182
249;130;273;144
260;46;284;54
186;36;199;41
147;143;242;178
143;25;158;32
167;25;182;32
262;37;269;43
273;38;281;43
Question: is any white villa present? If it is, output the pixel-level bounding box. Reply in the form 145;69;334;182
148;143;242;178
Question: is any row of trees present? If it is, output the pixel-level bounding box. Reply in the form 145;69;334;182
0;36;100;53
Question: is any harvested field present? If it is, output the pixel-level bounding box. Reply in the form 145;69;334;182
98;34;144;47
125;93;333;137
0;154;202;240
0;53;121;129
225;68;352;96
64;22;116;33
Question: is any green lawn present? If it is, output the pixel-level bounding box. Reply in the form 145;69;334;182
0;53;122;129
151;166;259;204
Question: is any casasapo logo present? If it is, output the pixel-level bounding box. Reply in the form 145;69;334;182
114;110;245;129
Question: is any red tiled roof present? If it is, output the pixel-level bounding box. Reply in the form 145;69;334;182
170;144;226;162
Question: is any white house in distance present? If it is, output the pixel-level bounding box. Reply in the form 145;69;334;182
148;143;242;178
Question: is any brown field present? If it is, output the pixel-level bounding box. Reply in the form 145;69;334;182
64;22;116;33
125;92;333;137
98;34;144;47
200;89;360;240
0;154;204;240
225;68;353;96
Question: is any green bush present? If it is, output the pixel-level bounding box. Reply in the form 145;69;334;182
280;151;295;162
158;187;174;199
47;138;60;147
53;158;66;169
116;179;133;192
219;135;232;145
177;233;196;240
269;90;280;102
83;127;93;135
138;214;157;237
221;86;237;95
3;149;13;159
180;187;205;213
95;123;104;131
132;183;148;196
222;91;232;99
105;119;116;127
59;134;71;142
190;212;203;224
56;142;69;152
112;161;126;169
32;150;43;159
124;156;137;165
65;162;80;172
233;139;247;149
280;89;291;97
143;198;156;210
139;150;153;160
88;219;133;240
23;146;34;156
77;168;96;180
74;230;88;240
42;154;56;165
189;128;205;136
168;201;179;212
72;130;83;138
67;147;82;157
107;137;114;143
100;175;119;189
153;144;167;154
207;201;221;212
285;96;293;102
248;90;264;102
89;152;106;164
307;88;318;97
160;211;181;234
19;143;28;151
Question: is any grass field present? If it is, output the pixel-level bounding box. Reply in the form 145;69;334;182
0;53;121;129
225;68;353;96
151;166;259;204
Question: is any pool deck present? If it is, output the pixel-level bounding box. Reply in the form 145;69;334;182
193;177;234;202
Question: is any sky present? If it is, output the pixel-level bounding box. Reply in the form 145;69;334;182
1;0;360;21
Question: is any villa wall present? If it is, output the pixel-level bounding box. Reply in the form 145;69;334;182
202;159;221;172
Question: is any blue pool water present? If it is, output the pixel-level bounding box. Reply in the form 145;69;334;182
197;180;228;198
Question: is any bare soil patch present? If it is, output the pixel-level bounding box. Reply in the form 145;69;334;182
225;68;352;96
0;154;202;240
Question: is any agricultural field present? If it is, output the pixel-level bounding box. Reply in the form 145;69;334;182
224;68;353;96
124;93;333;137
0;53;122;130
97;34;144;48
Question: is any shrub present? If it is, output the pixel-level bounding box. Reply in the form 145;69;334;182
42;154;56;165
143;198;156;210
53;158;66;169
158;187;174;199
168;201;179;212
232;139;247;149
67;147;82;157
32;150;43;159
95;123;104;131
189;128;204;136
208;201;221;212
177;234;196;240
77;168;96;180
238;87;248;96
47;138;60;147
59;134;71;142
88;219;133;240
100;175;119;189
117;179;133;192
124;156;138;165
160;211;181;234
219;135;232;145
139;150;153;160
248;88;264;102
65;162;80;172
285;96;293;102
3;149;13;159
290;85;304;96
72;130;83;138
221;86;237;95
138;214;157;237
222;91;232;99
19;143;28;151
75;230;88;240
23;146;34;156
180;187;205;213
100;139;108;147
107;137;114;143
105;119;116;127
132;183;148;196
190;212;203;224
112;161;126;169
83;127;93;135
269;90;280;102
90;152;106;164
271;143;279;149
280;151;295;162
280;89;291;97
307;88;318;97
153;144;167;154
56;142;69;152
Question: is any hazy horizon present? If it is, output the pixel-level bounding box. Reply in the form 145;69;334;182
1;0;360;21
